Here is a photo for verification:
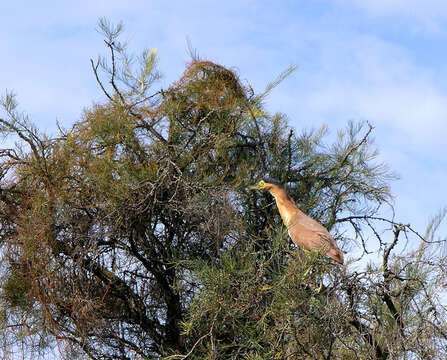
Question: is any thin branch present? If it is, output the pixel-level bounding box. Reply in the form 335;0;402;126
320;122;373;176
105;40;126;104
339;122;373;169
164;316;217;360
245;103;267;173
336;215;435;243
90;54;167;144
90;58;113;102
381;226;405;334
0;118;39;160
349;319;389;360
287;129;293;181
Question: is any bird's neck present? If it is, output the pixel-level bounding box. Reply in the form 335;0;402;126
268;186;290;204
268;186;303;226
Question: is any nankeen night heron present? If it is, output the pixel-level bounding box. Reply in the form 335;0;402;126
249;179;344;264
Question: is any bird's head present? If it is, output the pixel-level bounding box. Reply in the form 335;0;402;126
248;180;267;191
248;179;281;191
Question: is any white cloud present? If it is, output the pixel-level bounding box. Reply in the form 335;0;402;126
341;0;447;33
270;32;447;154
307;78;447;149
346;0;447;15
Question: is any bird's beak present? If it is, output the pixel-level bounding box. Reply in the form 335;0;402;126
248;184;262;191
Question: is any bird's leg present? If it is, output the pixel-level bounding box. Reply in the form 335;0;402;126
300;250;322;290
299;250;313;278
317;282;324;293
296;250;331;293
317;273;325;293
316;260;333;293
304;252;328;293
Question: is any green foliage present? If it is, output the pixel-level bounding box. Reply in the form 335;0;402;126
2;271;30;308
179;228;348;359
0;20;445;360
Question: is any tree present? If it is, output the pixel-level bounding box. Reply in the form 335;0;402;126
0;20;446;359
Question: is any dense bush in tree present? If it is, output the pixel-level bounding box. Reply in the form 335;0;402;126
0;20;446;359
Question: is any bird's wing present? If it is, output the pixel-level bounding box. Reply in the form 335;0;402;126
288;215;344;263
288;213;329;235
287;214;335;251
288;222;325;252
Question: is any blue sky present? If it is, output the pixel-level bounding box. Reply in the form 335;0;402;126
1;1;446;250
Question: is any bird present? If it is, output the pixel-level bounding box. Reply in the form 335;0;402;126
248;179;344;264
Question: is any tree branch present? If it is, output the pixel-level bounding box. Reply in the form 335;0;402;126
90;58;113;102
382;226;405;334
349;319;388;360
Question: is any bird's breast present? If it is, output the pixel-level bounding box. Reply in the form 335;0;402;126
274;199;295;228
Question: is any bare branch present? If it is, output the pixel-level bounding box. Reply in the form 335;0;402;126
336;215;436;244
90;58;114;102
105;40;126;104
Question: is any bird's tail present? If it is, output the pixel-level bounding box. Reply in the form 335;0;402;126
327;247;344;265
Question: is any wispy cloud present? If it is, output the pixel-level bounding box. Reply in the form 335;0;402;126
268;29;447;155
340;0;447;33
